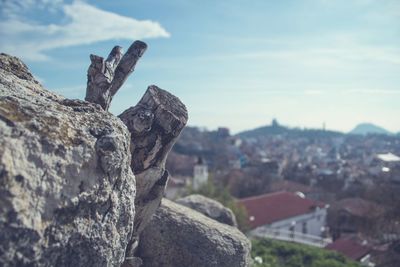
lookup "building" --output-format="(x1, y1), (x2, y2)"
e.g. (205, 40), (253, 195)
(217, 127), (230, 138)
(329, 197), (384, 239)
(368, 152), (400, 182)
(326, 237), (374, 266)
(192, 157), (208, 190)
(238, 191), (330, 247)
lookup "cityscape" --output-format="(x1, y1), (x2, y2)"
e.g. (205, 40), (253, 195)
(165, 119), (400, 266)
(1, 0), (399, 266)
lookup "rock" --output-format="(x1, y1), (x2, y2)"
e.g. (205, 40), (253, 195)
(0, 53), (136, 266)
(176, 194), (238, 227)
(138, 199), (251, 267)
(0, 51), (249, 267)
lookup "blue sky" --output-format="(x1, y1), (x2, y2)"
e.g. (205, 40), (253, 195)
(1, 0), (399, 133)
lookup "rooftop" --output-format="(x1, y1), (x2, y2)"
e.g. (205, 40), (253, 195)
(377, 152), (400, 162)
(237, 191), (326, 229)
(326, 237), (370, 261)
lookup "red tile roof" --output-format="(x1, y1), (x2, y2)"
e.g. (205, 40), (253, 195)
(237, 191), (326, 229)
(326, 238), (370, 261)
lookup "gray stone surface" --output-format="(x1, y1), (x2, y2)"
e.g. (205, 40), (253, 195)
(0, 52), (251, 267)
(138, 199), (251, 267)
(177, 194), (238, 227)
(0, 53), (136, 266)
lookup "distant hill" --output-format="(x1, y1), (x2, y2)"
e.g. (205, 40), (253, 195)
(350, 123), (392, 135)
(237, 120), (343, 139)
(237, 124), (288, 137)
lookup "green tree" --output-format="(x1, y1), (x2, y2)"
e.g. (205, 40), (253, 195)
(251, 238), (361, 267)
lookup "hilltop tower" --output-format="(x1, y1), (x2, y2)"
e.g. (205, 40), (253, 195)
(272, 118), (279, 128)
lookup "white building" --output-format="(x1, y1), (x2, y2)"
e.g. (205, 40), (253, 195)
(192, 157), (208, 190)
(238, 191), (331, 247)
(368, 152), (400, 182)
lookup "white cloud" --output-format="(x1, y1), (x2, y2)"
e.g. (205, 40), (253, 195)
(198, 33), (400, 72)
(208, 44), (400, 68)
(0, 0), (170, 61)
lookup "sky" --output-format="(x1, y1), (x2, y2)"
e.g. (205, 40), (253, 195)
(1, 0), (399, 134)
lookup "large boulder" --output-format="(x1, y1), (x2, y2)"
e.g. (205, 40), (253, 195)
(138, 199), (251, 267)
(0, 53), (136, 266)
(0, 51), (251, 267)
(176, 194), (238, 227)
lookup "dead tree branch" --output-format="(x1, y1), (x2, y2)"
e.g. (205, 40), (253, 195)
(85, 40), (188, 265)
(85, 41), (147, 110)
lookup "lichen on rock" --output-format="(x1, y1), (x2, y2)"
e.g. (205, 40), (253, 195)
(0, 46), (251, 267)
(176, 194), (238, 227)
(138, 199), (251, 267)
(0, 53), (136, 266)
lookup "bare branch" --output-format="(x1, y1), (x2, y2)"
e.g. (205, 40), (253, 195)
(110, 41), (147, 97)
(85, 41), (147, 110)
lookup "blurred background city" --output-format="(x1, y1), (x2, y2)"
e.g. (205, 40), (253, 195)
(1, 0), (399, 266)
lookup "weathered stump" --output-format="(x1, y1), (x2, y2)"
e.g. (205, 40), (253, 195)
(84, 41), (188, 265)
(119, 85), (188, 260)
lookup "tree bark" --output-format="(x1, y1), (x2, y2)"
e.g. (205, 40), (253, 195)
(119, 85), (188, 174)
(85, 41), (147, 111)
(85, 41), (188, 266)
(119, 85), (188, 263)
